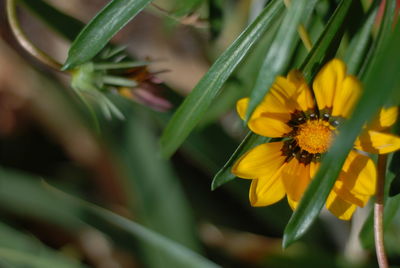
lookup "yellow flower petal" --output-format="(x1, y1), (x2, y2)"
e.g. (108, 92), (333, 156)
(339, 150), (376, 196)
(333, 182), (370, 207)
(249, 169), (286, 206)
(237, 97), (271, 120)
(236, 71), (313, 127)
(326, 191), (357, 220)
(287, 196), (298, 210)
(281, 158), (311, 201)
(332, 75), (362, 117)
(313, 59), (346, 110)
(236, 98), (249, 120)
(288, 69), (314, 111)
(331, 151), (375, 207)
(355, 130), (400, 154)
(368, 107), (398, 131)
(236, 97), (292, 123)
(232, 142), (285, 179)
(263, 77), (299, 115)
(248, 117), (292, 137)
(296, 84), (315, 111)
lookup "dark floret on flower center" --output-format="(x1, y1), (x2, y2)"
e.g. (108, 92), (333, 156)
(281, 108), (342, 165)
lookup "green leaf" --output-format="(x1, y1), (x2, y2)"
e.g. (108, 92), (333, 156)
(86, 204), (220, 268)
(0, 248), (82, 268)
(122, 109), (202, 252)
(245, 0), (319, 121)
(359, 0), (397, 78)
(63, 0), (153, 70)
(300, 0), (355, 83)
(211, 132), (269, 190)
(0, 169), (83, 230)
(0, 168), (220, 268)
(20, 0), (84, 41)
(344, 5), (378, 74)
(0, 222), (86, 268)
(283, 20), (400, 248)
(160, 0), (284, 158)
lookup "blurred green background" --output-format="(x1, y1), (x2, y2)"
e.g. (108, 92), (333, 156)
(0, 0), (399, 267)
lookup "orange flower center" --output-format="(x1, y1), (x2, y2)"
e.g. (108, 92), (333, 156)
(296, 120), (333, 154)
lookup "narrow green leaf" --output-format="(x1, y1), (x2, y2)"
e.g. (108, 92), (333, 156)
(160, 0), (284, 158)
(63, 0), (153, 69)
(94, 61), (149, 70)
(359, 0), (397, 78)
(0, 168), (220, 268)
(87, 205), (220, 268)
(211, 132), (269, 190)
(103, 75), (138, 87)
(122, 110), (202, 254)
(376, 0), (397, 52)
(0, 222), (86, 268)
(344, 6), (378, 74)
(0, 248), (81, 268)
(245, 0), (318, 121)
(0, 169), (83, 230)
(283, 22), (400, 248)
(300, 0), (355, 82)
(20, 0), (84, 41)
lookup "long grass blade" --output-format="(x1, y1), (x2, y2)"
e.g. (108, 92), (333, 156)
(63, 0), (152, 69)
(160, 0), (284, 158)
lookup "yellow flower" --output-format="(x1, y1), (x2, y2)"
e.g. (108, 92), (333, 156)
(232, 59), (400, 220)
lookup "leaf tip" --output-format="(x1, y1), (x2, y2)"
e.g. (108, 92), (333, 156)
(61, 61), (73, 71)
(210, 178), (219, 191)
(282, 233), (294, 249)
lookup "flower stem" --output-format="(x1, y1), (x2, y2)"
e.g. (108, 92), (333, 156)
(374, 154), (388, 268)
(6, 0), (62, 70)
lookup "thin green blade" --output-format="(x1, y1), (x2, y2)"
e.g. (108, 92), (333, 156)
(160, 0), (284, 158)
(63, 0), (152, 69)
(244, 0), (318, 121)
(0, 168), (220, 268)
(300, 0), (354, 82)
(344, 6), (378, 74)
(211, 132), (269, 190)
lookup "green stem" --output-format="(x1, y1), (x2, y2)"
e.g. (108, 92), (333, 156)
(6, 0), (62, 70)
(374, 154), (388, 268)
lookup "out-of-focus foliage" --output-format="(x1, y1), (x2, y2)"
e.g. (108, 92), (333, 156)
(0, 0), (400, 267)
